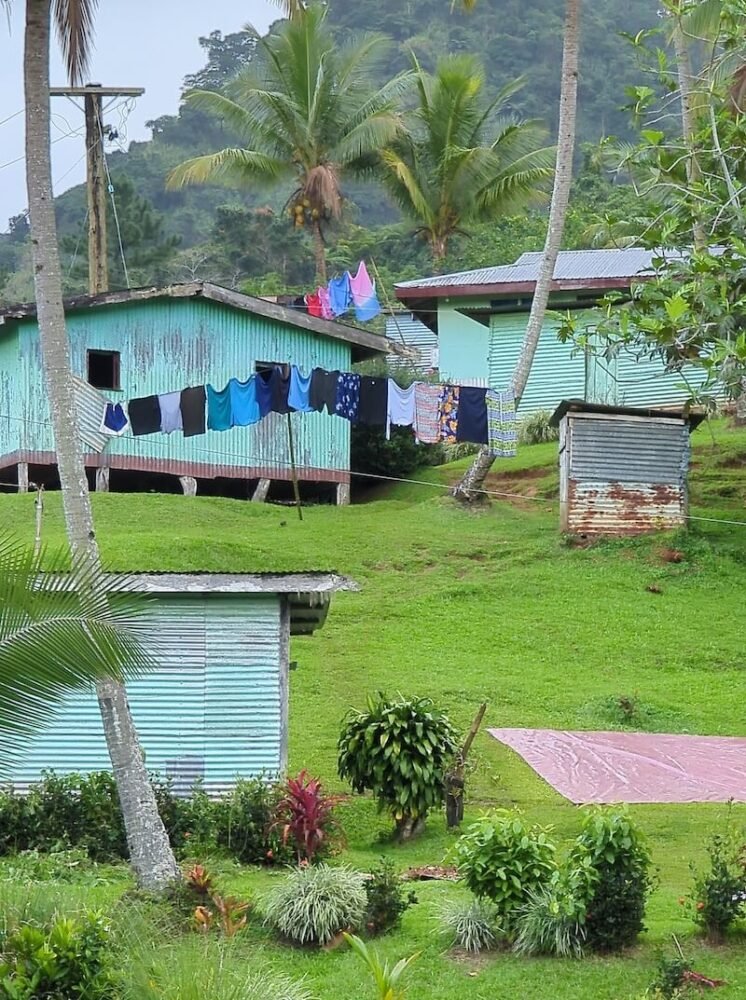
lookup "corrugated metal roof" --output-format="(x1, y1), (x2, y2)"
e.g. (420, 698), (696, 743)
(396, 249), (671, 290)
(396, 248), (730, 294)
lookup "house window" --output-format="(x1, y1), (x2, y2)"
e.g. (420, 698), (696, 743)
(87, 349), (120, 390)
(255, 361), (290, 376)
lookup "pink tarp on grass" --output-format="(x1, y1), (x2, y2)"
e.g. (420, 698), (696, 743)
(488, 728), (746, 804)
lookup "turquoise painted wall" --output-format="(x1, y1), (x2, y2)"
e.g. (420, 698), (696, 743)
(10, 594), (284, 795)
(0, 325), (20, 457)
(8, 297), (351, 478)
(436, 297), (708, 414)
(438, 304), (490, 384)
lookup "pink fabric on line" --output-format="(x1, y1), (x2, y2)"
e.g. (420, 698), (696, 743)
(349, 260), (374, 306)
(414, 383), (440, 444)
(318, 286), (333, 320)
(488, 728), (746, 804)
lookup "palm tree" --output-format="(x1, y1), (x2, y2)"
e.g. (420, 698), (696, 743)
(0, 535), (154, 775)
(378, 55), (555, 268)
(454, 0), (581, 501)
(20, 0), (179, 888)
(168, 5), (411, 285)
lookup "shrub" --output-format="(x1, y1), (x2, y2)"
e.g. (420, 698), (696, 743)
(264, 864), (367, 946)
(338, 694), (459, 840)
(450, 810), (557, 932)
(363, 858), (417, 936)
(0, 911), (112, 999)
(214, 776), (293, 866)
(273, 771), (340, 864)
(570, 806), (652, 952)
(518, 409), (558, 445)
(649, 956), (691, 999)
(439, 899), (501, 953)
(687, 824), (746, 942)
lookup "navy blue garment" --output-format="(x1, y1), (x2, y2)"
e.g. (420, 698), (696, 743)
(101, 402), (129, 435)
(456, 386), (488, 444)
(206, 382), (232, 431)
(270, 366), (291, 414)
(180, 386), (206, 437)
(128, 395), (161, 436)
(334, 373), (361, 421)
(309, 369), (340, 413)
(357, 376), (388, 426)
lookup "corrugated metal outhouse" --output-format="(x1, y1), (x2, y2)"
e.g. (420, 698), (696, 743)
(10, 572), (356, 796)
(551, 400), (705, 536)
(0, 282), (396, 503)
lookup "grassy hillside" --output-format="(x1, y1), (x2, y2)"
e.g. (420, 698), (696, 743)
(3, 420), (746, 997)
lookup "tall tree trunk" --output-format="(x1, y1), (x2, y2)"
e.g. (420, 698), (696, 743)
(312, 221), (327, 286)
(24, 0), (179, 890)
(454, 0), (581, 503)
(671, 8), (706, 249)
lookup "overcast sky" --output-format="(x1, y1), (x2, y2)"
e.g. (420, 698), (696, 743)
(0, 0), (276, 230)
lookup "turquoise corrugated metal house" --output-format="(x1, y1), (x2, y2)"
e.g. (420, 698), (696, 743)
(395, 249), (707, 414)
(10, 572), (356, 795)
(0, 283), (393, 503)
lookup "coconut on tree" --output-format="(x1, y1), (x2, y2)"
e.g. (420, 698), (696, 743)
(167, 5), (412, 285)
(378, 54), (555, 269)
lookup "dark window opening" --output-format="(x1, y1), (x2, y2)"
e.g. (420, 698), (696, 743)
(87, 349), (120, 390)
(255, 361), (289, 376)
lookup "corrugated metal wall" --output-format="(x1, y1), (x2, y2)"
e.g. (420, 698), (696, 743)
(561, 414), (689, 534)
(385, 314), (438, 370)
(10, 594), (284, 795)
(489, 313), (586, 412)
(14, 298), (351, 481)
(0, 327), (20, 459)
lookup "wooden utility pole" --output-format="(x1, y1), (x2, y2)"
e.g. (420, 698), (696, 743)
(49, 84), (144, 294)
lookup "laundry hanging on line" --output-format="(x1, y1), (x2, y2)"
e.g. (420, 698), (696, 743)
(102, 367), (516, 452)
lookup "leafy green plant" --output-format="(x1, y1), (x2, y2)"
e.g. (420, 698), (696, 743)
(338, 694), (459, 840)
(450, 810), (557, 932)
(439, 899), (501, 953)
(648, 956), (690, 999)
(687, 822), (746, 942)
(570, 806), (652, 952)
(343, 933), (419, 1000)
(513, 862), (596, 959)
(0, 911), (112, 1000)
(518, 409), (559, 445)
(363, 859), (417, 936)
(214, 776), (293, 866)
(264, 864), (367, 946)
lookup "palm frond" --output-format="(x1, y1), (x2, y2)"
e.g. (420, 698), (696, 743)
(52, 0), (98, 84)
(166, 149), (289, 190)
(379, 148), (435, 224)
(183, 90), (259, 144)
(0, 535), (155, 773)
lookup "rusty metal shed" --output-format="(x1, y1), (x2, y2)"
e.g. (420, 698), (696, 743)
(550, 400), (705, 536)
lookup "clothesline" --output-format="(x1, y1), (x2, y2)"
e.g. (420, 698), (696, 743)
(102, 365), (518, 456)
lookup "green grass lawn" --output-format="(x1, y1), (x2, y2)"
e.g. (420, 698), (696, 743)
(3, 419), (746, 998)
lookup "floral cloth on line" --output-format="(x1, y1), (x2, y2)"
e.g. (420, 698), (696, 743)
(438, 384), (460, 443)
(486, 388), (517, 457)
(334, 372), (361, 421)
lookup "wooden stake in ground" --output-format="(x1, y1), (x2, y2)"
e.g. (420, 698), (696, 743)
(445, 702), (487, 829)
(286, 412), (303, 521)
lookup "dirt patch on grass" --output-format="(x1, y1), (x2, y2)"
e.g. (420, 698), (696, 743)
(448, 947), (499, 973)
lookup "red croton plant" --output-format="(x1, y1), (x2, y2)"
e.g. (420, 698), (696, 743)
(275, 770), (341, 863)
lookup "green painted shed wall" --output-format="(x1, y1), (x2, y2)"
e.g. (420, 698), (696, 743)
(4, 297), (351, 481)
(10, 594), (286, 795)
(0, 326), (20, 457)
(435, 297), (707, 414)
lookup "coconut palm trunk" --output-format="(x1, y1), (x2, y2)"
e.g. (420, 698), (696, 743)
(670, 3), (706, 249)
(24, 0), (179, 890)
(454, 0), (581, 503)
(312, 221), (328, 286)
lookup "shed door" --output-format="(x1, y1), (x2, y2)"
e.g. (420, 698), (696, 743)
(203, 595), (282, 793)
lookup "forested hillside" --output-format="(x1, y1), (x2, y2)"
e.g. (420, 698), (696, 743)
(0, 0), (658, 304)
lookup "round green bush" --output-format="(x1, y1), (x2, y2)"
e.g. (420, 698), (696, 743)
(338, 694), (459, 839)
(450, 810), (557, 932)
(263, 864), (367, 946)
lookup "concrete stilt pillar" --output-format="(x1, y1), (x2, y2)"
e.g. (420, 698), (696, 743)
(252, 478), (271, 503)
(179, 475), (198, 497)
(17, 462), (28, 493)
(336, 481), (351, 506)
(95, 466), (110, 492)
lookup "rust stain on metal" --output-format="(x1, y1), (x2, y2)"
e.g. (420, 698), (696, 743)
(567, 479), (684, 536)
